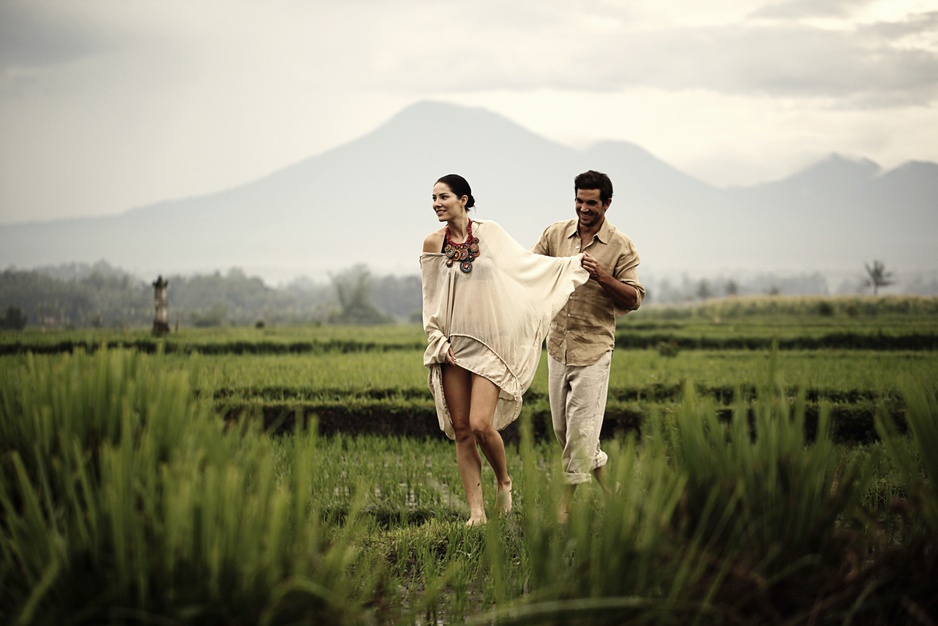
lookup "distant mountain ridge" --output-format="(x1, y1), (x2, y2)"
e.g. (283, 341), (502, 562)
(1, 101), (935, 284)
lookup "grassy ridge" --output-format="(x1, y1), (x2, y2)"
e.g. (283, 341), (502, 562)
(2, 295), (937, 356)
(4, 339), (936, 444)
(3, 330), (935, 355)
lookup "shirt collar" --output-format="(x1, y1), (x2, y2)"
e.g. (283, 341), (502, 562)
(566, 217), (614, 244)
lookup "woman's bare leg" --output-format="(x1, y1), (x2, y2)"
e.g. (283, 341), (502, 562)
(467, 374), (512, 516)
(442, 364), (486, 524)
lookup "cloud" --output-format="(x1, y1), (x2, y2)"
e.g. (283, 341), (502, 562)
(1, 0), (936, 223)
(375, 7), (938, 107)
(750, 0), (877, 19)
(861, 10), (938, 39)
(0, 2), (106, 69)
(5, 1), (935, 106)
(611, 22), (938, 105)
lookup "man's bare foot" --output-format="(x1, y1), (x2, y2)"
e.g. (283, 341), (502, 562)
(593, 466), (612, 497)
(558, 484), (575, 524)
(557, 506), (569, 524)
(496, 480), (513, 516)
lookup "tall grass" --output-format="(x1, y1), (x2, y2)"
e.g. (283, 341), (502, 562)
(658, 369), (876, 622)
(872, 377), (938, 621)
(0, 349), (383, 625)
(472, 358), (873, 624)
(2, 347), (935, 624)
(468, 354), (931, 625)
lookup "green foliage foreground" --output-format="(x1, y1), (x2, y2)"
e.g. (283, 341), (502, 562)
(1, 350), (936, 625)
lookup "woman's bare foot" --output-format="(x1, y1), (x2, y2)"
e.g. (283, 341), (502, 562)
(466, 514), (487, 526)
(496, 479), (513, 516)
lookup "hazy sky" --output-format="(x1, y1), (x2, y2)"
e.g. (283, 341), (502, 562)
(1, 0), (936, 224)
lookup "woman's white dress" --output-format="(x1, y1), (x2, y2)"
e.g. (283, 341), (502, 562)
(420, 220), (588, 439)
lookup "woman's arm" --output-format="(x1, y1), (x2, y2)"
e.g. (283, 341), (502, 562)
(420, 244), (452, 365)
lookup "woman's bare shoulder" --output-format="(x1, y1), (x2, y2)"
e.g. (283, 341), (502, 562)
(423, 228), (445, 253)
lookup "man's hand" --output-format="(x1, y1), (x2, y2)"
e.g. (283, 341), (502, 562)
(581, 252), (638, 310)
(581, 253), (608, 281)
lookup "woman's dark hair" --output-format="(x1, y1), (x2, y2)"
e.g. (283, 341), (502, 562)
(574, 170), (613, 205)
(436, 174), (475, 209)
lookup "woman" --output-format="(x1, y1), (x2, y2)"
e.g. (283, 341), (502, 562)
(421, 174), (588, 525)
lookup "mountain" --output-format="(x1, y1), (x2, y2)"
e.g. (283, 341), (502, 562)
(1, 101), (936, 284)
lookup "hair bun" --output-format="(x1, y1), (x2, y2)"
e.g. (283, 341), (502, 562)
(436, 174), (476, 210)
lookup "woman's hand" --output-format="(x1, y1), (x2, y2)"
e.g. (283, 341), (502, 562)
(445, 346), (457, 365)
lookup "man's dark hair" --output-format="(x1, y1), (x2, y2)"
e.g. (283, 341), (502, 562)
(574, 170), (613, 205)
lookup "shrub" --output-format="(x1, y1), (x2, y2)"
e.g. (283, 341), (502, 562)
(0, 305), (27, 330)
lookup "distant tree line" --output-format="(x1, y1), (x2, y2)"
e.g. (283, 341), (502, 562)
(1, 259), (931, 330)
(645, 260), (933, 304)
(0, 262), (422, 329)
(646, 271), (834, 304)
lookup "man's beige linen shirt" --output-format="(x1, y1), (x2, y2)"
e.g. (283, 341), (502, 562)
(532, 218), (645, 366)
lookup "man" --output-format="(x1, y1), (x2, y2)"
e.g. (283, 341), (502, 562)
(532, 170), (645, 522)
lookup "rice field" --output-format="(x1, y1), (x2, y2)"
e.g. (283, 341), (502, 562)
(1, 297), (937, 624)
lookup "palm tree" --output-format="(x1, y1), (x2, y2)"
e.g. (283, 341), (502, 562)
(864, 260), (895, 295)
(329, 264), (392, 324)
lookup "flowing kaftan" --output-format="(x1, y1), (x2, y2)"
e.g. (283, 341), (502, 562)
(420, 220), (589, 439)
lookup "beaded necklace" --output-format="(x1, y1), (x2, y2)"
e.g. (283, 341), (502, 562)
(443, 219), (481, 273)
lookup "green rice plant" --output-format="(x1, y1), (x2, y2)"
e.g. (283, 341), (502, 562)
(640, 295), (938, 320)
(876, 378), (938, 532)
(531, 350), (938, 398)
(300, 432), (529, 622)
(472, 353), (886, 624)
(0, 324), (429, 357)
(370, 519), (487, 623)
(0, 348), (198, 501)
(661, 355), (877, 623)
(0, 349), (385, 625)
(192, 351), (428, 392)
(466, 415), (707, 626)
(4, 334), (935, 624)
(871, 377), (938, 621)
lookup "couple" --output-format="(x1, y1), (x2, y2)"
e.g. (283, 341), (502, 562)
(420, 171), (645, 525)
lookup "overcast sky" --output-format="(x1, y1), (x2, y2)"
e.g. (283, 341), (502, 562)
(1, 0), (936, 224)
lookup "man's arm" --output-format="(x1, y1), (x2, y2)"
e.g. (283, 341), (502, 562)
(581, 252), (640, 310)
(530, 230), (550, 255)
